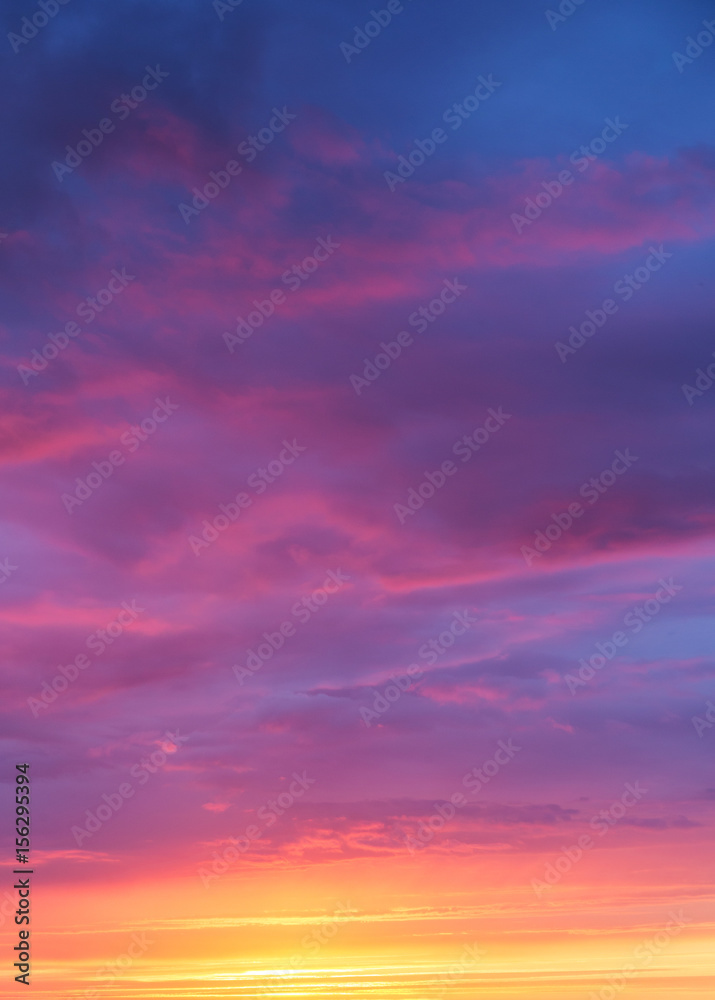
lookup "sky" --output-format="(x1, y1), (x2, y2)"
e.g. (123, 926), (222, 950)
(1, 0), (715, 997)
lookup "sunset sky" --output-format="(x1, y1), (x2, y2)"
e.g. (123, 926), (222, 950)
(1, 0), (714, 997)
